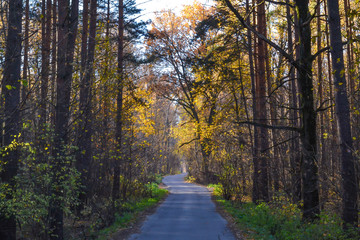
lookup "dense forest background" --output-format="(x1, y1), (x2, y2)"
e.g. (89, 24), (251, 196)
(0, 0), (359, 239)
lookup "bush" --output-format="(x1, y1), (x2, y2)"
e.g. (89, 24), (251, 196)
(0, 142), (81, 239)
(212, 191), (357, 240)
(185, 175), (197, 183)
(208, 183), (224, 196)
(96, 183), (168, 240)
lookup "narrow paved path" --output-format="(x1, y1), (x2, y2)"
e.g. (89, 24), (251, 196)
(128, 173), (236, 240)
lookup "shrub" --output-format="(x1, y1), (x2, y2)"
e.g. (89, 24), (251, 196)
(0, 142), (81, 239)
(96, 183), (168, 240)
(212, 191), (357, 240)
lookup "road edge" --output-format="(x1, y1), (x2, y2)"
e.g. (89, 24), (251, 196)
(109, 186), (169, 240)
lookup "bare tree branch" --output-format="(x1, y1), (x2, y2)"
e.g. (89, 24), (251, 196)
(179, 137), (200, 148)
(235, 120), (301, 132)
(265, 0), (294, 7)
(261, 136), (299, 153)
(311, 41), (348, 61)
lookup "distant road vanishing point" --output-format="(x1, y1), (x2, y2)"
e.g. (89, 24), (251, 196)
(128, 173), (236, 240)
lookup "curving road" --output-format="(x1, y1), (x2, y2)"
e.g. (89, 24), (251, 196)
(128, 173), (236, 240)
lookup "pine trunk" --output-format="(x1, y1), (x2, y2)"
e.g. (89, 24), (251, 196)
(50, 0), (57, 124)
(316, 2), (327, 208)
(0, 0), (22, 239)
(253, 0), (269, 203)
(327, 0), (358, 228)
(112, 0), (124, 203)
(288, 2), (301, 203)
(50, 0), (79, 238)
(22, 0), (29, 103)
(76, 0), (96, 211)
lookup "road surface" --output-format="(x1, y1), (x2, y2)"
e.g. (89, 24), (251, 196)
(128, 173), (236, 240)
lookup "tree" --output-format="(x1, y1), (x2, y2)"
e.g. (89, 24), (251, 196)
(294, 0), (320, 221)
(76, 0), (97, 212)
(223, 0), (320, 220)
(327, 0), (358, 228)
(0, 0), (22, 239)
(39, 0), (52, 135)
(287, 0), (301, 204)
(22, 0), (30, 103)
(112, 0), (124, 204)
(253, 0), (269, 203)
(50, 0), (79, 238)
(316, 0), (328, 207)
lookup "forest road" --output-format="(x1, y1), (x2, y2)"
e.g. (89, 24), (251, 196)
(128, 173), (236, 240)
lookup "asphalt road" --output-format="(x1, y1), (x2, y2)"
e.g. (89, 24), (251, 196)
(128, 173), (236, 240)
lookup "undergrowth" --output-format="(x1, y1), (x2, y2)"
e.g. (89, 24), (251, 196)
(209, 184), (358, 240)
(95, 182), (168, 240)
(185, 175), (196, 183)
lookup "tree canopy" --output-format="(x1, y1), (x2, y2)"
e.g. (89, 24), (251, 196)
(0, 0), (359, 239)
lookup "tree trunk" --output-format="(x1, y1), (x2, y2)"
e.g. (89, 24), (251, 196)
(344, 0), (359, 192)
(49, 0), (57, 125)
(112, 0), (124, 203)
(289, 2), (302, 204)
(268, 56), (282, 193)
(22, 0), (29, 104)
(316, 1), (327, 209)
(0, 0), (22, 239)
(245, 0), (259, 203)
(327, 0), (358, 228)
(76, 0), (96, 212)
(50, 0), (57, 124)
(323, 0), (338, 178)
(294, 0), (320, 221)
(100, 0), (111, 185)
(40, 0), (51, 126)
(253, 0), (269, 203)
(343, 0), (354, 98)
(80, 0), (89, 75)
(38, 0), (52, 161)
(50, 0), (79, 238)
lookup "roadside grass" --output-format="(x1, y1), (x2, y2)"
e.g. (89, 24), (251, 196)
(209, 184), (358, 240)
(95, 182), (168, 240)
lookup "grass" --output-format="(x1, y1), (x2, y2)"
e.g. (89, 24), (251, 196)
(209, 184), (358, 240)
(95, 183), (168, 240)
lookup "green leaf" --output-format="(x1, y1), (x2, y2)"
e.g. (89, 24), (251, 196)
(21, 79), (28, 87)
